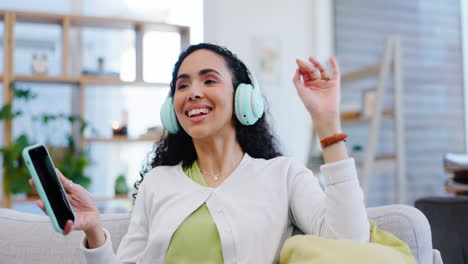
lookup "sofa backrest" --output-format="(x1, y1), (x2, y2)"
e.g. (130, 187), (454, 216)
(0, 205), (432, 264)
(0, 208), (130, 264)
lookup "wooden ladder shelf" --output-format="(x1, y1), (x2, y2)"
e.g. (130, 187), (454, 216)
(310, 35), (406, 204)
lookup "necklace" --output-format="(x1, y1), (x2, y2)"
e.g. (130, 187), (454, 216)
(200, 167), (236, 181)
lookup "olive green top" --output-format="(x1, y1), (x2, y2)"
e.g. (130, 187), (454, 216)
(164, 161), (224, 263)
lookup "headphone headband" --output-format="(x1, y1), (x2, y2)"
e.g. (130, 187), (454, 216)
(245, 64), (260, 91)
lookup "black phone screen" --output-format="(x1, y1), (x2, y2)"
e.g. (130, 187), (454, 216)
(29, 146), (75, 229)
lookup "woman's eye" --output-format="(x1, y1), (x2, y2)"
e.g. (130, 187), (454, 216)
(178, 84), (188, 89)
(205, 80), (216, 85)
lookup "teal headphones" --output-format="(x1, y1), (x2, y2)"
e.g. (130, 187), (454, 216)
(160, 67), (264, 134)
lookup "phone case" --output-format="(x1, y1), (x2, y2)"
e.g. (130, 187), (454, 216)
(22, 144), (76, 233)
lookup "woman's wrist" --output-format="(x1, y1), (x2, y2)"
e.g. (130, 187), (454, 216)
(313, 115), (342, 139)
(84, 225), (106, 249)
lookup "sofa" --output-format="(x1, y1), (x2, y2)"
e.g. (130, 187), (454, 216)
(0, 204), (442, 264)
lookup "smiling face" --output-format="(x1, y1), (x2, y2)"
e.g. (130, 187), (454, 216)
(173, 49), (236, 139)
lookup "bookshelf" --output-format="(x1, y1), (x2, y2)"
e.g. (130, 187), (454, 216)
(0, 10), (190, 208)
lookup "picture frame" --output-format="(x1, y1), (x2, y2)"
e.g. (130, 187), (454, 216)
(251, 37), (281, 85)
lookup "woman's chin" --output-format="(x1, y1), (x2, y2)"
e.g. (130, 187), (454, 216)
(184, 126), (215, 139)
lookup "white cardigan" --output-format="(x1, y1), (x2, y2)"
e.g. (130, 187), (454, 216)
(80, 154), (370, 264)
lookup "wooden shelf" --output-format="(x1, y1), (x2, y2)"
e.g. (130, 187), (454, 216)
(14, 11), (64, 25)
(69, 15), (185, 30)
(341, 64), (394, 83)
(69, 15), (142, 29)
(341, 109), (394, 123)
(81, 76), (168, 87)
(85, 136), (161, 143)
(12, 75), (169, 87)
(14, 74), (80, 84)
(8, 10), (186, 31)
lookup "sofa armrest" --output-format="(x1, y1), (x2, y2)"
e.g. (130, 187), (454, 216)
(367, 205), (434, 264)
(433, 249), (443, 264)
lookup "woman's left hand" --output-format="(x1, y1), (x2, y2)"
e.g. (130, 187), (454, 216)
(293, 56), (342, 138)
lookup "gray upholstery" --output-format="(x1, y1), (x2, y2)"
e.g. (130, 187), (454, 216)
(415, 196), (468, 264)
(0, 205), (442, 264)
(367, 205), (435, 264)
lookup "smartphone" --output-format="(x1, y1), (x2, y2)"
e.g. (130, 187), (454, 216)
(22, 144), (75, 233)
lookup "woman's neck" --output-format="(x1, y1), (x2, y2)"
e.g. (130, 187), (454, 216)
(193, 131), (244, 177)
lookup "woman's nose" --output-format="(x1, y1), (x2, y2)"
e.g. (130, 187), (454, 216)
(187, 85), (203, 101)
(188, 94), (201, 101)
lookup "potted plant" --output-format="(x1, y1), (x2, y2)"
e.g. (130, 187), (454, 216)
(115, 174), (129, 196)
(0, 83), (92, 198)
(0, 84), (36, 196)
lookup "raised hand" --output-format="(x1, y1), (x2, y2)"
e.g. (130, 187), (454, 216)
(293, 56), (342, 138)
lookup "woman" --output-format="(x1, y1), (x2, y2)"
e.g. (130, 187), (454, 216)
(29, 43), (369, 263)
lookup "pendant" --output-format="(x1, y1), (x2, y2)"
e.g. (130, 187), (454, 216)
(213, 175), (219, 181)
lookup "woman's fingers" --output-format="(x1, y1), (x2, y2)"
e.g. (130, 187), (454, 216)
(293, 69), (303, 89)
(296, 59), (318, 79)
(62, 220), (74, 236)
(56, 168), (68, 185)
(28, 179), (36, 190)
(308, 57), (330, 80)
(55, 168), (73, 193)
(329, 56), (340, 80)
(36, 200), (47, 215)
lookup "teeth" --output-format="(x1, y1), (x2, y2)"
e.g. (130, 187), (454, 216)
(188, 108), (210, 117)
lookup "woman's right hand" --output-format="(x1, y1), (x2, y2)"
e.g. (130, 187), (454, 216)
(28, 168), (102, 236)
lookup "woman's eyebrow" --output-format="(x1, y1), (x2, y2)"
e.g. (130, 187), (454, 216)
(176, 68), (222, 81)
(176, 73), (190, 81)
(199, 68), (222, 77)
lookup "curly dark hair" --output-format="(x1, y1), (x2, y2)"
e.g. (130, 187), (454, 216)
(132, 43), (282, 200)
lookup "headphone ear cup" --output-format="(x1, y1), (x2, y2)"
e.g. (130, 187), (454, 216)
(160, 97), (180, 134)
(251, 86), (264, 119)
(235, 83), (257, 125)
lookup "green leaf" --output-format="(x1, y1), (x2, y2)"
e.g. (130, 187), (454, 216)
(13, 87), (38, 101)
(42, 114), (50, 124)
(80, 120), (88, 135)
(68, 115), (77, 123)
(0, 104), (19, 120)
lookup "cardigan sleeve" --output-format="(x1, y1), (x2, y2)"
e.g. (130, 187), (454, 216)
(288, 157), (370, 242)
(80, 176), (151, 264)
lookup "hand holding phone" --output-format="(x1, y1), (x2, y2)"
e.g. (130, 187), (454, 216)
(23, 144), (101, 235)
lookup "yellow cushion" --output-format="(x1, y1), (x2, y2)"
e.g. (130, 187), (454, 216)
(280, 221), (416, 264)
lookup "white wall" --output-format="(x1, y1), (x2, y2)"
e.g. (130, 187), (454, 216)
(461, 0), (468, 152)
(204, 0), (333, 162)
(0, 0), (71, 13)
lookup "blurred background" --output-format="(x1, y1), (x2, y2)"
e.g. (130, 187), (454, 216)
(0, 0), (465, 214)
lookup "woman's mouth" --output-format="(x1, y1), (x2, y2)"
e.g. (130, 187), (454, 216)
(185, 107), (212, 122)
